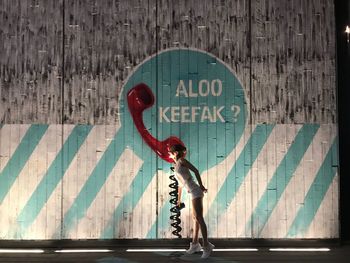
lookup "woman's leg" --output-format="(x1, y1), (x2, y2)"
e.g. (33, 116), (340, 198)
(192, 212), (200, 244)
(192, 197), (208, 247)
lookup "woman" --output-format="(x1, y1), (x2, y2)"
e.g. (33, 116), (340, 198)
(168, 144), (215, 259)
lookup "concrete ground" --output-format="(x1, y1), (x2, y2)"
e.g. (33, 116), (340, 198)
(0, 239), (348, 263)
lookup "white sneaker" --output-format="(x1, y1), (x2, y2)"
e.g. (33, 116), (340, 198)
(201, 242), (215, 259)
(186, 242), (202, 254)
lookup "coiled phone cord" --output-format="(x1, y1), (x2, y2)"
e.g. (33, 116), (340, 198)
(169, 167), (182, 238)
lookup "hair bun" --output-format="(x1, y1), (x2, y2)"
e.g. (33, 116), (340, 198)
(169, 144), (186, 152)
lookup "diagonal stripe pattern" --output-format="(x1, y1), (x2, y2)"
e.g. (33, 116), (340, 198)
(218, 124), (299, 238)
(244, 124), (320, 237)
(0, 124), (339, 240)
(145, 124), (256, 239)
(101, 163), (156, 239)
(0, 125), (48, 203)
(206, 124), (275, 236)
(13, 125), (92, 237)
(59, 129), (125, 237)
(286, 138), (338, 237)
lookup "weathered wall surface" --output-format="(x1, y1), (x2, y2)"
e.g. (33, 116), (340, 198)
(0, 0), (338, 240)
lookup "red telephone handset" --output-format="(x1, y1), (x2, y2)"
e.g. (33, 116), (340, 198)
(127, 83), (185, 163)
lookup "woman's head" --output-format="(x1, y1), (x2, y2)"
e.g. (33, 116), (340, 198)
(168, 144), (187, 161)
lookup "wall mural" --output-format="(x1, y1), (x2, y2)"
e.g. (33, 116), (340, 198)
(0, 0), (338, 240)
(123, 49), (246, 167)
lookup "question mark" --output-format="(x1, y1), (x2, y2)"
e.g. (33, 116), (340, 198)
(231, 105), (240, 122)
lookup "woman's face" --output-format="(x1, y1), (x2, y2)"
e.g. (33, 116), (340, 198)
(168, 151), (177, 162)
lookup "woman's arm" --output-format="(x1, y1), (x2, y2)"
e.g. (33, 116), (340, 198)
(177, 186), (182, 206)
(181, 158), (207, 192)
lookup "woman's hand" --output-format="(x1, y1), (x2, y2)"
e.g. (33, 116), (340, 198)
(200, 184), (208, 193)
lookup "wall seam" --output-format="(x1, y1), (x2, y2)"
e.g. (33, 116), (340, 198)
(60, 0), (66, 239)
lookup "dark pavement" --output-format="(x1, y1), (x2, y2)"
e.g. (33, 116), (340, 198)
(0, 240), (349, 262)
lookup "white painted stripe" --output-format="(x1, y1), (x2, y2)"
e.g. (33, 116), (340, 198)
(202, 124), (256, 230)
(221, 125), (300, 238)
(142, 170), (181, 239)
(20, 125), (77, 239)
(131, 170), (157, 239)
(75, 147), (143, 239)
(304, 173), (339, 238)
(25, 125), (120, 239)
(0, 124), (30, 172)
(260, 124), (336, 238)
(0, 125), (73, 239)
(204, 124), (256, 211)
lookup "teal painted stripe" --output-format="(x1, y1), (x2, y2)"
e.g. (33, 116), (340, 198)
(286, 139), (338, 238)
(58, 129), (125, 238)
(14, 125), (92, 235)
(146, 203), (167, 239)
(0, 124), (48, 203)
(100, 163), (155, 239)
(206, 124), (274, 235)
(244, 124), (320, 237)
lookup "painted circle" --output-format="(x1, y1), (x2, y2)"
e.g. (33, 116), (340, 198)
(120, 48), (247, 171)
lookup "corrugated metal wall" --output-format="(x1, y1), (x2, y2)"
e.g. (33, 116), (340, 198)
(0, 0), (338, 240)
